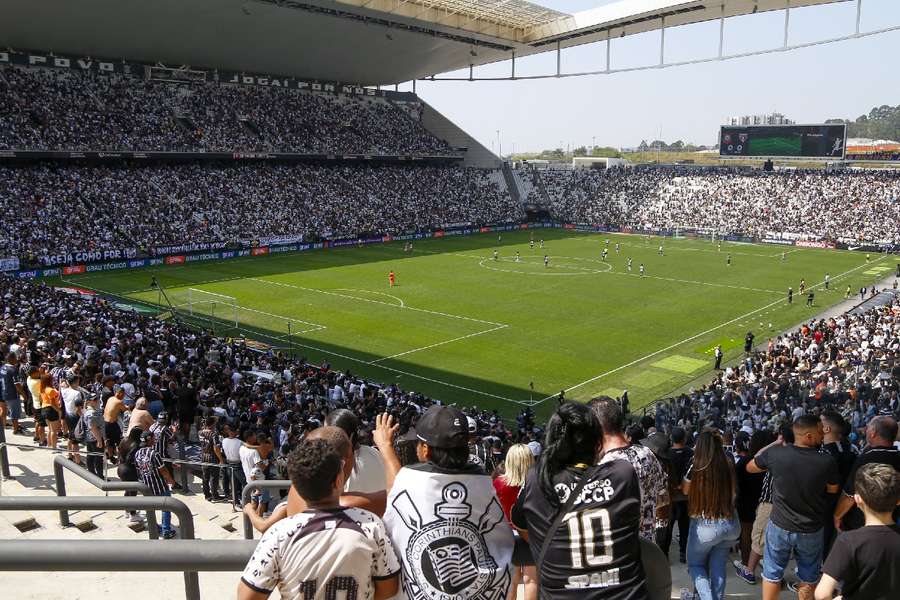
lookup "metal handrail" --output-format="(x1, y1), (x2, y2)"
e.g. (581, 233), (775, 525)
(53, 454), (152, 527)
(240, 479), (292, 539)
(0, 495), (200, 599)
(0, 538), (258, 571)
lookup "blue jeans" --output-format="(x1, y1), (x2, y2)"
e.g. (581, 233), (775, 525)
(159, 489), (172, 534)
(762, 522), (823, 584)
(687, 514), (741, 600)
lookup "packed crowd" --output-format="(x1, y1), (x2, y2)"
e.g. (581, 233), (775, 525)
(0, 66), (451, 155)
(539, 167), (900, 244)
(2, 268), (898, 599)
(0, 163), (519, 264)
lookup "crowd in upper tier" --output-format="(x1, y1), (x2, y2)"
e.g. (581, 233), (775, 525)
(541, 167), (900, 245)
(0, 66), (451, 155)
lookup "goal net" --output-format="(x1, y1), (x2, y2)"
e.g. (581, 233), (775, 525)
(166, 287), (325, 343)
(171, 288), (239, 330)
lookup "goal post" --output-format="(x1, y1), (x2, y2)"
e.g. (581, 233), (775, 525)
(172, 288), (239, 330)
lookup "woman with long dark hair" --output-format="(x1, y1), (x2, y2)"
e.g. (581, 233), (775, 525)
(511, 402), (649, 600)
(118, 427), (145, 524)
(682, 430), (741, 600)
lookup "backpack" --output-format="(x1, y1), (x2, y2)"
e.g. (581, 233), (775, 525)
(73, 413), (86, 442)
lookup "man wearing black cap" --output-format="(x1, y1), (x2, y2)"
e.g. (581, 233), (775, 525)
(376, 406), (514, 600)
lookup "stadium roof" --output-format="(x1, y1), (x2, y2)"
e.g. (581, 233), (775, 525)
(0, 0), (848, 86)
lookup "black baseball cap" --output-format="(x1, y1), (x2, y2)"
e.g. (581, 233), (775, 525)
(416, 405), (468, 449)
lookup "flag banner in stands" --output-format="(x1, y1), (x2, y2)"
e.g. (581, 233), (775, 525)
(762, 238), (796, 246)
(153, 242), (229, 255)
(384, 464), (513, 600)
(0, 49), (416, 101)
(0, 257), (19, 272)
(215, 70), (414, 101)
(39, 247), (138, 267)
(0, 50), (141, 76)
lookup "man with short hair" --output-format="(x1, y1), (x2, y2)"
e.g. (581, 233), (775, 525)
(238, 439), (400, 600)
(833, 416), (900, 531)
(665, 426), (693, 563)
(748, 415), (841, 600)
(103, 386), (127, 462)
(816, 463), (900, 600)
(590, 396), (670, 542)
(376, 407), (514, 600)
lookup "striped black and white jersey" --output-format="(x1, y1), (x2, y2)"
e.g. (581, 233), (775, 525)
(241, 507), (400, 599)
(134, 447), (169, 496)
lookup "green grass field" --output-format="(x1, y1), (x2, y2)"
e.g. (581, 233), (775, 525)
(48, 230), (893, 418)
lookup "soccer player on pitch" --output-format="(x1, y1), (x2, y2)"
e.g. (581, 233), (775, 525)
(639, 263), (645, 277)
(544, 255), (549, 268)
(388, 271), (395, 287)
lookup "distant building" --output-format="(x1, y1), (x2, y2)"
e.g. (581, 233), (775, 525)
(727, 113), (795, 126)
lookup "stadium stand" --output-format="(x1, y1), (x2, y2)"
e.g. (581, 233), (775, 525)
(0, 162), (519, 266)
(0, 66), (452, 155)
(540, 166), (900, 245)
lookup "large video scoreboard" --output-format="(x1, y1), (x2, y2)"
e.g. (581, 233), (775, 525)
(719, 124), (847, 159)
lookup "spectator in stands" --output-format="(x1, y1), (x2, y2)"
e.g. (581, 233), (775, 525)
(237, 438), (400, 600)
(733, 430), (770, 578)
(748, 415), (841, 600)
(79, 393), (105, 479)
(682, 430), (741, 600)
(134, 428), (177, 538)
(0, 351), (23, 434)
(815, 463), (900, 600)
(492, 443), (536, 600)
(590, 396), (670, 541)
(39, 372), (61, 449)
(117, 426), (145, 524)
(325, 408), (386, 494)
(511, 402), (650, 600)
(198, 417), (224, 501)
(834, 416), (900, 531)
(663, 426), (693, 563)
(378, 406), (514, 600)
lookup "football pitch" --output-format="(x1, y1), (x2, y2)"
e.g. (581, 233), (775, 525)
(50, 230), (892, 417)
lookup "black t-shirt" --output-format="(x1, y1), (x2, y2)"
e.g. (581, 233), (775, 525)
(822, 524), (900, 600)
(670, 446), (693, 502)
(754, 444), (839, 533)
(511, 461), (648, 600)
(841, 447), (900, 530)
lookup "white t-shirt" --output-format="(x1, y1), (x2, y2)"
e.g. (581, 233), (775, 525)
(241, 507), (399, 599)
(344, 445), (387, 494)
(221, 437), (243, 462)
(239, 444), (263, 479)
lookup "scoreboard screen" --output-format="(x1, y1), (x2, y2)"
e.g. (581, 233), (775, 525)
(719, 124), (846, 159)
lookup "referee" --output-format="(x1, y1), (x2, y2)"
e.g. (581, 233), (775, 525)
(135, 429), (177, 538)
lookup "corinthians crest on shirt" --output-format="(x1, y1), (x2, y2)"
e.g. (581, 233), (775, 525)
(385, 465), (513, 600)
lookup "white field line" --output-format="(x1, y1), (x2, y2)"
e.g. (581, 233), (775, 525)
(610, 271), (782, 294)
(249, 277), (507, 327)
(535, 256), (888, 404)
(64, 276), (521, 403)
(372, 324), (509, 363)
(334, 288), (406, 308)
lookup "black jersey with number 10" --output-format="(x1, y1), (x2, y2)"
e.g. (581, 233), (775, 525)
(511, 459), (648, 600)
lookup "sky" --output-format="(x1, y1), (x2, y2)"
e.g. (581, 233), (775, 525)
(407, 0), (900, 153)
